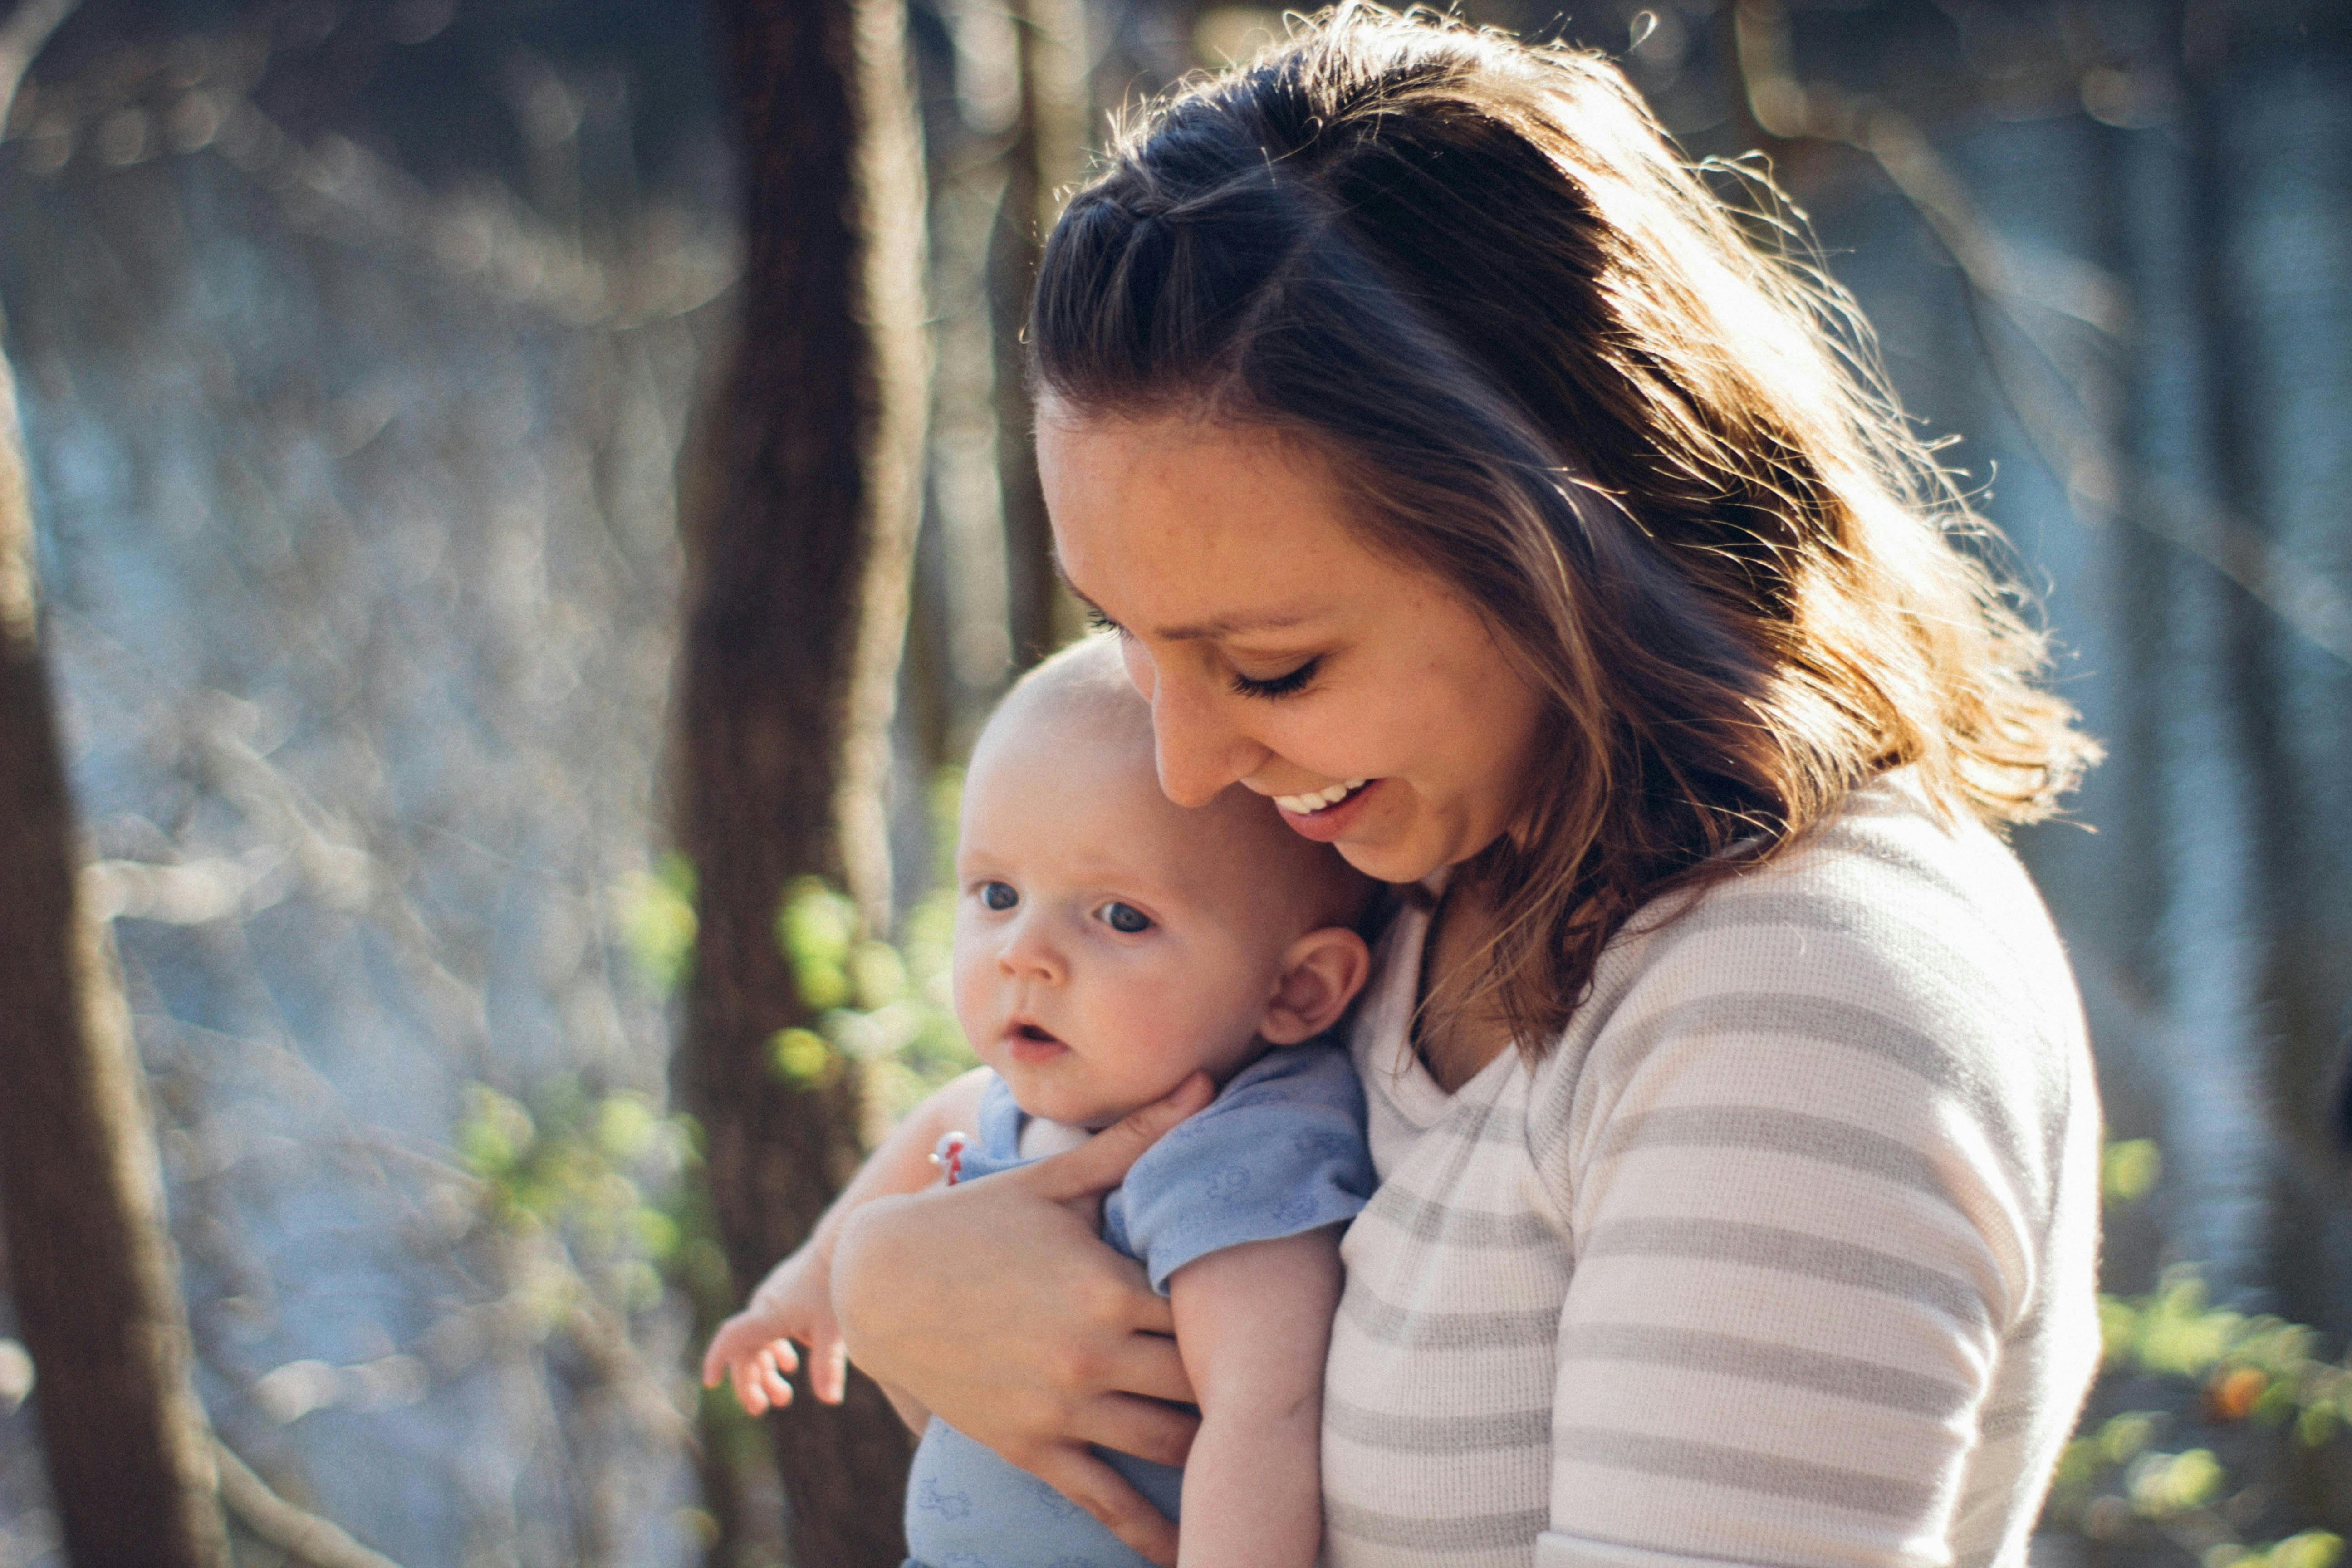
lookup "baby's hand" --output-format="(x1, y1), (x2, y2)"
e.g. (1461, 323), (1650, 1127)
(700, 1246), (846, 1416)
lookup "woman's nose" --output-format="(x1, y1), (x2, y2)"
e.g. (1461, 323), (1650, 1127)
(1148, 666), (1269, 809)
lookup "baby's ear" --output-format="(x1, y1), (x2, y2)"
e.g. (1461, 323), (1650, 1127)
(1260, 927), (1373, 1045)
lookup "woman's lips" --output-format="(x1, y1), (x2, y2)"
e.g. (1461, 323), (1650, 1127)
(1275, 777), (1381, 842)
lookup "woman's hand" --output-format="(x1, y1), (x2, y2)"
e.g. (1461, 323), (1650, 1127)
(832, 1073), (1215, 1568)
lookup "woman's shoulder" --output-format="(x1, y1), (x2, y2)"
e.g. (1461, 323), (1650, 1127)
(1611, 769), (2077, 1025)
(1527, 770), (2092, 1215)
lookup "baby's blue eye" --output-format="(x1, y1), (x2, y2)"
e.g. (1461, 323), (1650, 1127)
(980, 882), (1018, 911)
(1098, 902), (1152, 934)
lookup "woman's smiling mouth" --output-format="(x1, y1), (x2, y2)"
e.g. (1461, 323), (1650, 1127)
(1270, 778), (1382, 843)
(1272, 779), (1369, 815)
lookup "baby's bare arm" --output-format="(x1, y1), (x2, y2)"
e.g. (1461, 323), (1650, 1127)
(701, 1066), (991, 1415)
(1166, 1226), (1344, 1568)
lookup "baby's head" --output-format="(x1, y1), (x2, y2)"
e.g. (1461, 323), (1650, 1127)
(953, 637), (1377, 1128)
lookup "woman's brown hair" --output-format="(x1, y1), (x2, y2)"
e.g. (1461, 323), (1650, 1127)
(1030, 4), (2098, 1049)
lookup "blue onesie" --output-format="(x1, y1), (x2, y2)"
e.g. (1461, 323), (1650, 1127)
(901, 1041), (1375, 1568)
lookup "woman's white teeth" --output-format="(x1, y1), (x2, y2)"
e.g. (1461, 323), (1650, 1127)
(1276, 779), (1368, 814)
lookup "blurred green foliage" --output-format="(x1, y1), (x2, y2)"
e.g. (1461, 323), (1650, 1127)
(453, 1078), (698, 1321)
(765, 875), (974, 1116)
(2043, 1145), (2351, 1565)
(618, 851), (700, 1000)
(475, 775), (979, 1333)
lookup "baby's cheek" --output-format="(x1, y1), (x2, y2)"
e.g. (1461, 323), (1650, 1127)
(946, 943), (995, 1048)
(1110, 950), (1265, 1064)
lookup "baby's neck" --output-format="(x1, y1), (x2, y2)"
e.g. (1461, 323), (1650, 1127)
(1014, 1115), (1095, 1159)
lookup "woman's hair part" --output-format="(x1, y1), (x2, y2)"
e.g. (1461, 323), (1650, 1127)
(1030, 3), (2099, 1049)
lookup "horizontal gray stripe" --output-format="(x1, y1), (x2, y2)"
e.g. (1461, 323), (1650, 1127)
(1559, 1323), (1970, 1418)
(1597, 1106), (1953, 1204)
(1533, 989), (2032, 1184)
(1978, 1399), (2036, 1441)
(1325, 1498), (1551, 1553)
(1340, 1283), (1557, 1350)
(1362, 1184), (1561, 1249)
(1583, 1217), (1990, 1329)
(1325, 1396), (1550, 1453)
(1554, 1426), (1936, 1519)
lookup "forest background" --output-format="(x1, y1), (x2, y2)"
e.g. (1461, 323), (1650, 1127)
(0, 0), (2347, 1565)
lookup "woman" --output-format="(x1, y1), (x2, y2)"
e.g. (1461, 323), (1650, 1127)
(831, 9), (2103, 1565)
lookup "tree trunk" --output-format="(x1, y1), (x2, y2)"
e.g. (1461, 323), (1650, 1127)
(678, 0), (929, 1561)
(994, 0), (1091, 671)
(0, 284), (230, 1568)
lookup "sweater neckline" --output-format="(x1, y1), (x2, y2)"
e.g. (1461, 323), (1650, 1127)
(1358, 876), (1518, 1128)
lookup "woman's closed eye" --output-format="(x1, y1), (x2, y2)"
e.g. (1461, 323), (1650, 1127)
(1230, 657), (1320, 700)
(1094, 901), (1153, 934)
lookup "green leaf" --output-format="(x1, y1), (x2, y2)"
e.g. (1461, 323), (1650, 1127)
(769, 1027), (835, 1088)
(2102, 1139), (2162, 1205)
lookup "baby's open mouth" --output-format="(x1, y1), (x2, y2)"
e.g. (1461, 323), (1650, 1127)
(1274, 779), (1369, 815)
(1004, 1020), (1068, 1063)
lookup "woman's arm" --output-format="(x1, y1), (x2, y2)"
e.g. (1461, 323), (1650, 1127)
(701, 1066), (991, 1414)
(832, 1073), (1215, 1568)
(1166, 1226), (1344, 1568)
(1523, 853), (2095, 1564)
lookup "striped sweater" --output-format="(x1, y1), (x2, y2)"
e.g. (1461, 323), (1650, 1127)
(1321, 774), (2101, 1568)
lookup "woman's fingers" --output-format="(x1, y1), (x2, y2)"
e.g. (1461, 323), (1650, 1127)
(1104, 1329), (1193, 1406)
(1073, 1392), (1199, 1469)
(1025, 1073), (1214, 1204)
(1026, 1446), (1181, 1568)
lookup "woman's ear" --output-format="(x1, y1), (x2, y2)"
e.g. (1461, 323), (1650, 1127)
(1260, 927), (1373, 1045)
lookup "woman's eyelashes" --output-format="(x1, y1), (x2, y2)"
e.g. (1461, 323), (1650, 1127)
(1230, 657), (1319, 700)
(1094, 901), (1153, 934)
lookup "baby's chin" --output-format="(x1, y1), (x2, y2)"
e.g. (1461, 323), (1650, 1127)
(1010, 1080), (1189, 1133)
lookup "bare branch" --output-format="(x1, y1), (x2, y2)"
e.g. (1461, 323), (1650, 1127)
(1730, 0), (2352, 668)
(213, 1440), (408, 1568)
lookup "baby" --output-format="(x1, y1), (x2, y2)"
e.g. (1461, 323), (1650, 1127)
(702, 636), (1378, 1568)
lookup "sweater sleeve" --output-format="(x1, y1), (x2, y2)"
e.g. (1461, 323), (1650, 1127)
(1524, 827), (2086, 1568)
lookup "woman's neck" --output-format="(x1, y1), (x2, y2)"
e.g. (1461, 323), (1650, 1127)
(1414, 876), (1516, 1093)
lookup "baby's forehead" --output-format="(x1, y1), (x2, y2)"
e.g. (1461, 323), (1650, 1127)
(967, 691), (1333, 907)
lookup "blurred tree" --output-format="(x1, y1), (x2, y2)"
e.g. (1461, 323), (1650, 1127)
(0, 2), (232, 1561)
(675, 0), (929, 1561)
(993, 0), (1091, 671)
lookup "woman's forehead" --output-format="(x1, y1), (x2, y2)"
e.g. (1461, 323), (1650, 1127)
(1039, 414), (1377, 619)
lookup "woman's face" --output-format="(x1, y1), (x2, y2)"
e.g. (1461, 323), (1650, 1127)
(1039, 407), (1548, 886)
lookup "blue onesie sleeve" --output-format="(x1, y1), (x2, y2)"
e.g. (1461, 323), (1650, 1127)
(902, 1043), (1372, 1568)
(1102, 1042), (1375, 1293)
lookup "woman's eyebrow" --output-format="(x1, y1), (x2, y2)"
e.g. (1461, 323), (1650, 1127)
(1056, 572), (1318, 641)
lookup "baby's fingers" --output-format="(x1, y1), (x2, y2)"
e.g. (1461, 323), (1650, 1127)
(701, 1314), (760, 1388)
(808, 1330), (849, 1406)
(727, 1352), (769, 1416)
(757, 1341), (799, 1411)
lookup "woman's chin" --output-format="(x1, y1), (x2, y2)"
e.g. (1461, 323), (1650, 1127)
(1333, 833), (1445, 887)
